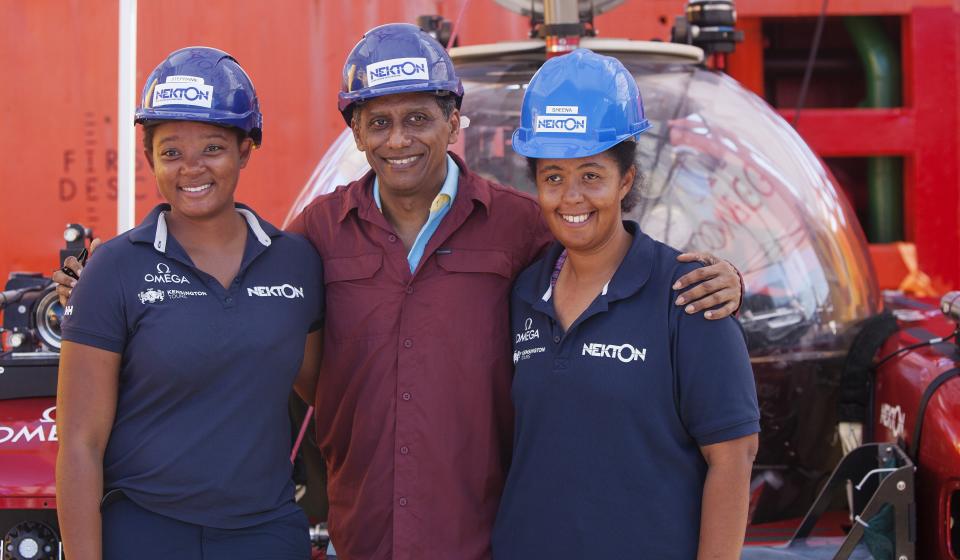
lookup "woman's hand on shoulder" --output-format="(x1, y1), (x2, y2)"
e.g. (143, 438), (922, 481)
(673, 252), (743, 320)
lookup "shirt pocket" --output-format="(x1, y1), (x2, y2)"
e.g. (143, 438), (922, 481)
(322, 253), (391, 340)
(436, 249), (512, 278)
(323, 253), (383, 283)
(433, 250), (514, 341)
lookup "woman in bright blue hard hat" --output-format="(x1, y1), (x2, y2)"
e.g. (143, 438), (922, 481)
(492, 49), (760, 559)
(56, 47), (323, 560)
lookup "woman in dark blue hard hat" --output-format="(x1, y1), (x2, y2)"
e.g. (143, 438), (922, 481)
(56, 47), (323, 560)
(492, 49), (760, 559)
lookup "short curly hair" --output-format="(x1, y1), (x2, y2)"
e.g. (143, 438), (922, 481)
(525, 140), (640, 212)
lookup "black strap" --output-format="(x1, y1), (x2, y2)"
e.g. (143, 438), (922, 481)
(841, 312), (899, 423)
(909, 367), (960, 461)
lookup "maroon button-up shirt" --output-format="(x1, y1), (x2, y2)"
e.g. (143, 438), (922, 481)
(287, 154), (552, 560)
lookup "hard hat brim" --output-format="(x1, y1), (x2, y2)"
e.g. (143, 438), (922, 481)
(511, 121), (651, 159)
(135, 108), (263, 147)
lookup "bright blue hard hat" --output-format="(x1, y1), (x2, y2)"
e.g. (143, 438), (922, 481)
(338, 23), (464, 125)
(512, 48), (651, 159)
(136, 46), (263, 146)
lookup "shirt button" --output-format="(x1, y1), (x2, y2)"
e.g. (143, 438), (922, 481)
(399, 497), (408, 506)
(553, 335), (561, 343)
(405, 286), (414, 295)
(225, 297), (233, 304)
(400, 446), (409, 455)
(401, 392), (411, 401)
(233, 278), (240, 284)
(403, 338), (413, 348)
(388, 235), (397, 243)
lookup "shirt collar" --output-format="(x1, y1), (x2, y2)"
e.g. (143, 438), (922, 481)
(517, 221), (655, 308)
(337, 151), (491, 223)
(128, 203), (280, 254)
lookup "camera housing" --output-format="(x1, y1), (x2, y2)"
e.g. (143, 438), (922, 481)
(2, 275), (62, 353)
(1, 223), (89, 355)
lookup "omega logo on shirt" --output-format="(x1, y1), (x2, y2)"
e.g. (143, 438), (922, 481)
(515, 317), (540, 343)
(143, 262), (191, 284)
(514, 317), (547, 364)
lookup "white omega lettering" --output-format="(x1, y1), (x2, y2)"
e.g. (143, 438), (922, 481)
(515, 329), (540, 344)
(0, 407), (59, 445)
(516, 317), (540, 344)
(13, 425), (44, 443)
(143, 264), (191, 284)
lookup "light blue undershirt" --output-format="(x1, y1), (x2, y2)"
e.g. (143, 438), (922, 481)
(374, 154), (459, 273)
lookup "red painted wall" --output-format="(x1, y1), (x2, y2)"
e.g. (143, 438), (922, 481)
(2, 0), (959, 288)
(0, 0), (528, 282)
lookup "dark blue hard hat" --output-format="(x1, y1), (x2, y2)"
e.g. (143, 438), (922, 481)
(513, 48), (651, 159)
(136, 46), (263, 146)
(338, 23), (464, 125)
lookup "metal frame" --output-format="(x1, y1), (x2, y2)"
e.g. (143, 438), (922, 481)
(728, 2), (960, 288)
(789, 443), (916, 559)
(450, 37), (704, 62)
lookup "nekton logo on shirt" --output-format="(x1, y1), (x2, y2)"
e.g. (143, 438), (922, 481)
(247, 284), (304, 299)
(144, 262), (191, 284)
(582, 342), (647, 363)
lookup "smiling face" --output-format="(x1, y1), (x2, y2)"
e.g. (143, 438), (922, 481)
(145, 120), (252, 223)
(534, 150), (636, 254)
(351, 92), (460, 198)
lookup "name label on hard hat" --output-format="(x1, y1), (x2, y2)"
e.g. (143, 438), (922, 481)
(366, 57), (429, 87)
(166, 75), (205, 84)
(546, 105), (579, 114)
(153, 75), (214, 109)
(535, 115), (588, 133)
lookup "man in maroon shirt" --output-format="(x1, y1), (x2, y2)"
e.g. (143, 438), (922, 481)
(286, 24), (744, 560)
(57, 24), (743, 560)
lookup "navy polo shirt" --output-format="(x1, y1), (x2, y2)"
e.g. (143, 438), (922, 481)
(492, 221), (759, 559)
(61, 203), (324, 529)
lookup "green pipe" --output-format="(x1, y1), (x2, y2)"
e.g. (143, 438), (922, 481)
(843, 16), (903, 242)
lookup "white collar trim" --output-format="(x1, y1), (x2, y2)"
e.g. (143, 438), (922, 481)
(541, 284), (553, 302)
(153, 208), (272, 254)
